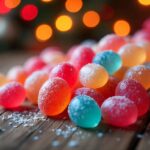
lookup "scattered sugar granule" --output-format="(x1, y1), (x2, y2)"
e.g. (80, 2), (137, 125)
(67, 140), (79, 148)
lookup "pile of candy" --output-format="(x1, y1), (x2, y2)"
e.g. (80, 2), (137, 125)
(0, 19), (150, 128)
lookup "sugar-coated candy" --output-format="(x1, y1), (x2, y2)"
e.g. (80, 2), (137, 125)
(24, 71), (49, 105)
(133, 30), (150, 42)
(68, 95), (101, 128)
(97, 76), (120, 99)
(7, 66), (27, 84)
(66, 45), (79, 59)
(42, 64), (54, 73)
(50, 62), (78, 89)
(114, 66), (128, 80)
(79, 63), (109, 89)
(93, 50), (122, 75)
(40, 48), (66, 65)
(38, 77), (71, 116)
(124, 65), (150, 89)
(24, 56), (46, 75)
(69, 46), (95, 71)
(116, 79), (149, 116)
(0, 82), (26, 108)
(137, 41), (150, 63)
(101, 96), (138, 127)
(118, 43), (146, 67)
(73, 87), (105, 107)
(0, 73), (8, 86)
(96, 34), (127, 52)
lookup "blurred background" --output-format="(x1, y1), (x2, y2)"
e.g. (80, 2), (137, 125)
(0, 0), (150, 52)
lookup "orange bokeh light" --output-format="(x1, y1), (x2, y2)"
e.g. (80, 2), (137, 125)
(138, 0), (150, 6)
(55, 15), (73, 32)
(65, 0), (83, 13)
(83, 11), (100, 28)
(5, 0), (21, 9)
(41, 0), (53, 3)
(35, 24), (53, 41)
(113, 20), (131, 36)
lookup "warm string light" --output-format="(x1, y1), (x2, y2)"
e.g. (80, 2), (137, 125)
(5, 0), (21, 9)
(55, 15), (73, 32)
(138, 0), (150, 6)
(113, 20), (131, 36)
(83, 11), (100, 28)
(20, 4), (38, 21)
(65, 0), (83, 13)
(35, 24), (53, 41)
(0, 0), (11, 14)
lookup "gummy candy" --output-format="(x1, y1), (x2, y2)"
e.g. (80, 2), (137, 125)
(68, 95), (101, 128)
(114, 66), (128, 80)
(0, 73), (8, 86)
(79, 63), (109, 89)
(38, 77), (71, 116)
(50, 62), (78, 89)
(118, 43), (146, 67)
(93, 50), (122, 75)
(24, 71), (49, 104)
(0, 82), (26, 108)
(101, 96), (138, 127)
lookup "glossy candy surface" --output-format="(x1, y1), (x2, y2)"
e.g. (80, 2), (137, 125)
(97, 76), (119, 99)
(93, 50), (122, 75)
(24, 57), (46, 75)
(38, 77), (71, 116)
(69, 46), (95, 71)
(101, 96), (138, 127)
(73, 87), (105, 107)
(50, 62), (78, 89)
(97, 34), (127, 52)
(79, 63), (109, 89)
(7, 66), (27, 84)
(116, 79), (149, 116)
(124, 65), (150, 89)
(118, 44), (146, 67)
(0, 73), (8, 86)
(114, 66), (128, 80)
(24, 71), (49, 105)
(68, 95), (101, 128)
(0, 82), (26, 108)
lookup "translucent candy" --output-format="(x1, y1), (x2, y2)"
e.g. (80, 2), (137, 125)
(38, 77), (71, 116)
(133, 30), (150, 42)
(0, 73), (8, 86)
(68, 95), (101, 128)
(24, 56), (46, 75)
(0, 82), (26, 108)
(79, 63), (109, 89)
(97, 76), (119, 99)
(50, 62), (78, 89)
(42, 64), (54, 73)
(137, 41), (150, 63)
(24, 71), (49, 105)
(69, 46), (95, 71)
(101, 96), (138, 127)
(73, 87), (105, 107)
(96, 34), (127, 52)
(93, 50), (122, 75)
(114, 66), (128, 80)
(40, 49), (66, 65)
(124, 65), (150, 89)
(118, 43), (146, 67)
(7, 66), (27, 84)
(115, 79), (149, 116)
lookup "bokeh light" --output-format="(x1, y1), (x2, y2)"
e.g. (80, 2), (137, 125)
(55, 15), (73, 32)
(83, 11), (100, 28)
(113, 20), (131, 36)
(41, 0), (53, 3)
(0, 0), (11, 14)
(5, 0), (21, 9)
(35, 24), (53, 41)
(65, 0), (83, 13)
(20, 4), (38, 21)
(138, 0), (150, 6)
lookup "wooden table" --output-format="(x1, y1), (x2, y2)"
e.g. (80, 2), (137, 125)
(0, 53), (150, 150)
